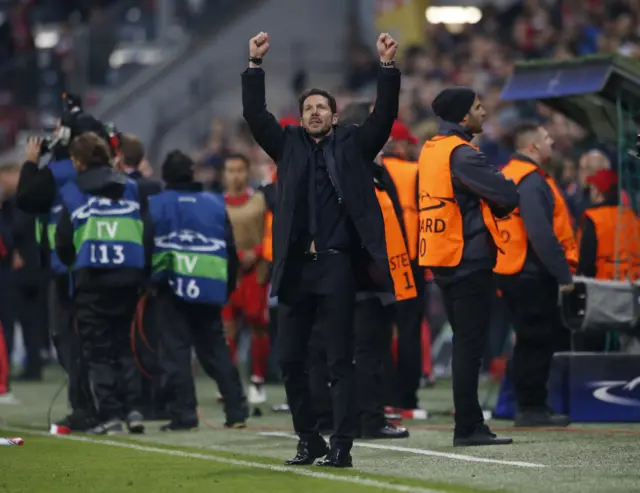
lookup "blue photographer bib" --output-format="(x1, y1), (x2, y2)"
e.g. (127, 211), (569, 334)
(149, 190), (228, 305)
(59, 179), (144, 271)
(34, 159), (77, 274)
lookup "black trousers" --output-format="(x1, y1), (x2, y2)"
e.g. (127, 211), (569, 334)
(308, 329), (333, 431)
(13, 281), (46, 375)
(394, 271), (425, 409)
(499, 276), (567, 410)
(75, 287), (141, 422)
(309, 297), (394, 432)
(436, 270), (493, 436)
(51, 276), (94, 416)
(354, 297), (394, 430)
(278, 252), (357, 449)
(155, 289), (247, 425)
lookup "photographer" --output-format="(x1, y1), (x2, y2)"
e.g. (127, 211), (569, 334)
(15, 94), (109, 432)
(55, 132), (149, 435)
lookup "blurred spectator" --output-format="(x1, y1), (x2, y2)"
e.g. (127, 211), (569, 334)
(53, 21), (75, 93)
(87, 4), (118, 86)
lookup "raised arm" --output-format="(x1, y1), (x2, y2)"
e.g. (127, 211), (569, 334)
(358, 34), (401, 162)
(241, 32), (285, 162)
(16, 137), (57, 214)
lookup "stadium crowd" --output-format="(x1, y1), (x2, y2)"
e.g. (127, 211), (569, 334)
(0, 0), (638, 459)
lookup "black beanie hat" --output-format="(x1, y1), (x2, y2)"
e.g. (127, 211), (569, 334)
(431, 87), (477, 123)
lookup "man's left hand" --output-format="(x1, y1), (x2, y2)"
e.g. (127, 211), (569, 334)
(377, 33), (398, 63)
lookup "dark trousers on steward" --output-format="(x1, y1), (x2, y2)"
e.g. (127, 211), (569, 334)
(155, 288), (247, 426)
(52, 275), (94, 417)
(394, 269), (424, 409)
(13, 280), (46, 376)
(436, 270), (493, 436)
(499, 276), (568, 410)
(75, 287), (141, 422)
(278, 251), (357, 449)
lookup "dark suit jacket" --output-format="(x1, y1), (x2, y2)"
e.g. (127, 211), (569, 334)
(242, 66), (401, 295)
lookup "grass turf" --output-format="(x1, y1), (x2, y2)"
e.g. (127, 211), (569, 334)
(1, 367), (640, 493)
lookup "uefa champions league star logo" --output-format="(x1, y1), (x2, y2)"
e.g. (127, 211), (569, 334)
(71, 197), (140, 220)
(590, 376), (640, 407)
(155, 229), (226, 253)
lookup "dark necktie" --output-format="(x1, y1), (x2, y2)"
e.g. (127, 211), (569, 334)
(308, 150), (318, 237)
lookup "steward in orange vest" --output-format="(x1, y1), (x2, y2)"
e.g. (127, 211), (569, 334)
(484, 122), (573, 428)
(487, 156), (578, 283)
(381, 120), (425, 412)
(261, 170), (277, 264)
(579, 168), (640, 280)
(372, 163), (417, 303)
(418, 87), (518, 447)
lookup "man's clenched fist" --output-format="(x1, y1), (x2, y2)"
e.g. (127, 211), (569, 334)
(377, 33), (398, 63)
(249, 32), (270, 58)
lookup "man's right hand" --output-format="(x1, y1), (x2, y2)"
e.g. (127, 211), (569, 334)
(249, 32), (270, 67)
(25, 137), (42, 163)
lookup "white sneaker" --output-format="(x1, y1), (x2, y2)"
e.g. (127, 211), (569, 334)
(248, 377), (267, 405)
(0, 392), (20, 405)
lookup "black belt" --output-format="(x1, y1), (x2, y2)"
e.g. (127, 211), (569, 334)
(304, 249), (343, 261)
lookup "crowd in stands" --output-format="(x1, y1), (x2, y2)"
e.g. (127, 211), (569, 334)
(191, 0), (638, 221)
(0, 0), (206, 153)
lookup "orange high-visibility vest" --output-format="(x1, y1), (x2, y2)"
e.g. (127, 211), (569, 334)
(417, 135), (501, 267)
(375, 187), (417, 301)
(382, 157), (419, 260)
(486, 158), (578, 276)
(263, 210), (273, 263)
(262, 170), (277, 263)
(580, 205), (640, 280)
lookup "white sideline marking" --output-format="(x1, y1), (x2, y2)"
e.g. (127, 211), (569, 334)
(260, 431), (546, 469)
(4, 427), (445, 493)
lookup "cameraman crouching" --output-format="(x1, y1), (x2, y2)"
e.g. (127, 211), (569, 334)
(55, 132), (150, 435)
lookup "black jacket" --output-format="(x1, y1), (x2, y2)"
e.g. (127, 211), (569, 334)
(431, 122), (519, 281)
(3, 198), (42, 287)
(242, 66), (401, 295)
(16, 161), (57, 214)
(55, 166), (154, 292)
(577, 197), (619, 278)
(261, 182), (277, 214)
(16, 161), (67, 275)
(126, 170), (163, 201)
(358, 163), (408, 303)
(512, 154), (573, 285)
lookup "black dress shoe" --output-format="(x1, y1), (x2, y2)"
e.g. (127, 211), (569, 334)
(160, 421), (198, 431)
(55, 410), (99, 432)
(515, 409), (571, 428)
(453, 424), (513, 447)
(316, 447), (353, 468)
(285, 436), (329, 466)
(361, 423), (410, 440)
